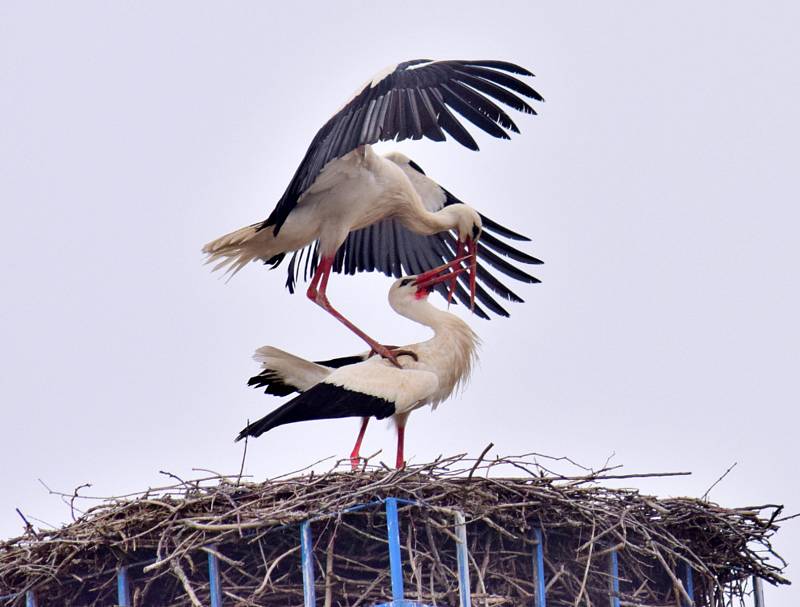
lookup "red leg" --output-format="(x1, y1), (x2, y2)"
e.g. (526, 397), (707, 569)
(350, 417), (370, 471)
(307, 256), (401, 367)
(395, 424), (405, 469)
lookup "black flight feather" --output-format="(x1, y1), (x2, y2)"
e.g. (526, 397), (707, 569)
(261, 59), (542, 234)
(236, 383), (396, 441)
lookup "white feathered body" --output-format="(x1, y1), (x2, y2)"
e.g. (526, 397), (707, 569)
(253, 290), (479, 418)
(203, 146), (477, 276)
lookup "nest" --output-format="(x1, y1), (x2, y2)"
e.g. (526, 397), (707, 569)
(0, 453), (791, 606)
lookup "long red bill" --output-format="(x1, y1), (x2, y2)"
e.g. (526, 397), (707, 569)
(446, 241), (471, 306)
(413, 264), (467, 293)
(467, 237), (477, 312)
(415, 255), (470, 286)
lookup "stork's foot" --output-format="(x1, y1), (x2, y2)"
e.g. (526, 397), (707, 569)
(369, 345), (418, 365)
(349, 455), (361, 472)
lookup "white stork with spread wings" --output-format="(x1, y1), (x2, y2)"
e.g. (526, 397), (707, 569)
(236, 260), (479, 469)
(204, 59), (543, 363)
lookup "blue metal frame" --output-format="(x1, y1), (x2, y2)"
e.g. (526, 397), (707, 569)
(609, 549), (621, 607)
(385, 497), (405, 603)
(300, 520), (316, 607)
(116, 566), (131, 606)
(753, 576), (765, 607)
(454, 511), (472, 607)
(0, 506), (773, 607)
(533, 528), (547, 607)
(682, 563), (694, 607)
(208, 549), (223, 607)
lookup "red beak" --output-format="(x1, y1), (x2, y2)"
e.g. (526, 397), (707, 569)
(413, 258), (469, 294)
(446, 237), (478, 311)
(467, 237), (477, 312)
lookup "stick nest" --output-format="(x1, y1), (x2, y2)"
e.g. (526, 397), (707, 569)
(0, 453), (791, 606)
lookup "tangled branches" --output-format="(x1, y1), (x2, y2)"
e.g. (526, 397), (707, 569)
(0, 453), (790, 606)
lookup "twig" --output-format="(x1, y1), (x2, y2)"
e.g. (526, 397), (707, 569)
(703, 462), (738, 500)
(14, 508), (38, 539)
(237, 433), (249, 487)
(171, 559), (202, 607)
(468, 443), (494, 481)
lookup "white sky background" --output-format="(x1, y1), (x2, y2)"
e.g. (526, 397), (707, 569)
(1, 1), (798, 604)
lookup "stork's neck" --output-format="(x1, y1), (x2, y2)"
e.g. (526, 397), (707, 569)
(394, 297), (455, 332)
(394, 297), (479, 402)
(398, 204), (462, 236)
(394, 298), (478, 360)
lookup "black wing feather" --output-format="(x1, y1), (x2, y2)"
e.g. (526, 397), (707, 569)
(463, 60), (534, 76)
(280, 182), (542, 317)
(237, 383), (395, 441)
(480, 231), (543, 264)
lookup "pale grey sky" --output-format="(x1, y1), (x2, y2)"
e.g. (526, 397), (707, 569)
(1, 2), (798, 604)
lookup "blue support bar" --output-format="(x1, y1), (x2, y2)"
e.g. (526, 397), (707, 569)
(753, 576), (765, 607)
(300, 521), (316, 607)
(117, 566), (131, 607)
(208, 548), (223, 607)
(385, 497), (405, 603)
(533, 528), (546, 607)
(25, 590), (37, 607)
(609, 549), (621, 607)
(454, 511), (472, 607)
(682, 563), (694, 607)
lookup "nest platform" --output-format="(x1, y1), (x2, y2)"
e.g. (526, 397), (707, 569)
(0, 454), (790, 606)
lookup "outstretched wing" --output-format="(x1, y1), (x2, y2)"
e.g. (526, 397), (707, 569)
(281, 189), (542, 320)
(263, 59), (543, 234)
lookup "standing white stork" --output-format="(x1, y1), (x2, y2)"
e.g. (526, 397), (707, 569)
(204, 59), (543, 363)
(235, 259), (479, 469)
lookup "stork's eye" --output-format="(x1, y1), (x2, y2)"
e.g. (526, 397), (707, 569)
(399, 278), (413, 287)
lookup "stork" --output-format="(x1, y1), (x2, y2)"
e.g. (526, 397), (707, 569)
(204, 59), (543, 363)
(236, 259), (479, 469)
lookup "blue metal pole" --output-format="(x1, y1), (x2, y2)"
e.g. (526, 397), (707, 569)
(609, 549), (621, 607)
(682, 563), (694, 607)
(117, 566), (131, 607)
(300, 521), (316, 607)
(25, 590), (37, 607)
(385, 497), (405, 603)
(532, 528), (546, 607)
(454, 511), (472, 607)
(208, 549), (223, 607)
(753, 576), (765, 607)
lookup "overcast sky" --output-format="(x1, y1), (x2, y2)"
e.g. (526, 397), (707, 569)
(1, 2), (798, 604)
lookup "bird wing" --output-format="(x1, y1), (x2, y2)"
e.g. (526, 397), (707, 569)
(263, 59), (543, 234)
(325, 361), (440, 414)
(236, 363), (438, 440)
(281, 189), (543, 319)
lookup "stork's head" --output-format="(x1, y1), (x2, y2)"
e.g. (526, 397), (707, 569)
(448, 204), (483, 244)
(388, 259), (469, 315)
